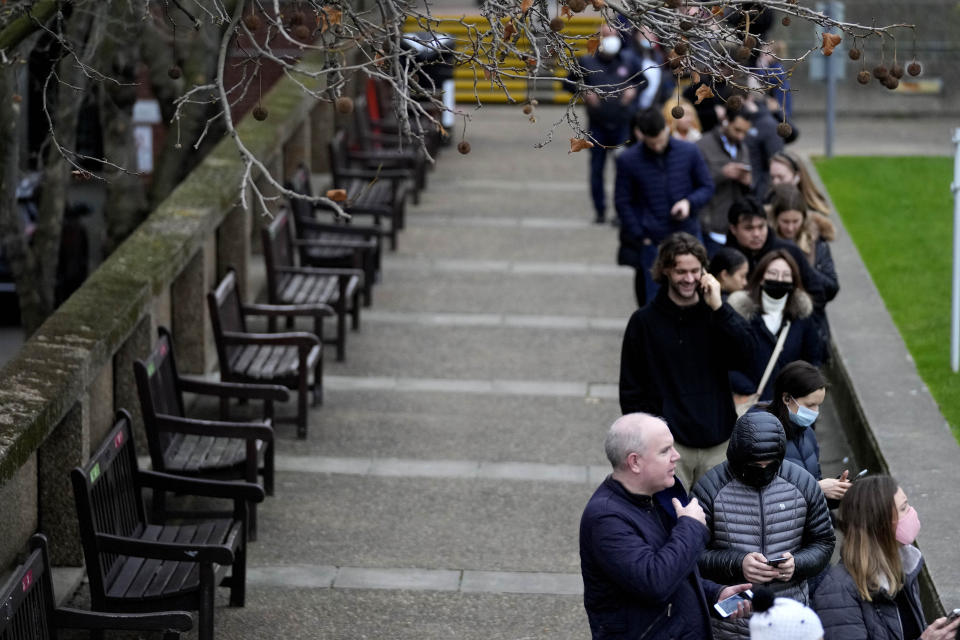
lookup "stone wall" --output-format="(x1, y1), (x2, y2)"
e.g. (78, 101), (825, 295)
(0, 52), (334, 569)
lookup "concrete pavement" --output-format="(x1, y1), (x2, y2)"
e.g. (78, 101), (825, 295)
(52, 104), (898, 639)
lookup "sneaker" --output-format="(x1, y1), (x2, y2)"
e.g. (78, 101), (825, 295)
(594, 214), (606, 224)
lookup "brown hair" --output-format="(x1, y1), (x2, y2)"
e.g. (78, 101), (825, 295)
(769, 184), (814, 257)
(771, 151), (831, 216)
(838, 475), (903, 600)
(745, 249), (805, 305)
(651, 232), (708, 284)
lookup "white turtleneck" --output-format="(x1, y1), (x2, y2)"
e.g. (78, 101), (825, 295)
(761, 290), (787, 335)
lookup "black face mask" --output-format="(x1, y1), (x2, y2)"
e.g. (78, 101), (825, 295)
(762, 279), (794, 300)
(734, 460), (781, 488)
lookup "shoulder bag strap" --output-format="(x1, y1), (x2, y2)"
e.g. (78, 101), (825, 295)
(755, 320), (791, 398)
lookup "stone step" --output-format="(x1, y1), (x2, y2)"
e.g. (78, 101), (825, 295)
(368, 268), (636, 317)
(396, 224), (620, 263)
(270, 390), (617, 464)
(214, 588), (585, 640)
(325, 322), (621, 382)
(250, 473), (591, 573)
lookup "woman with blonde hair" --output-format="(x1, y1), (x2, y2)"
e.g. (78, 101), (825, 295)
(769, 151), (831, 217)
(812, 475), (960, 640)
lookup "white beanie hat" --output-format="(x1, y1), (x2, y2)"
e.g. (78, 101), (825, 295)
(749, 589), (824, 640)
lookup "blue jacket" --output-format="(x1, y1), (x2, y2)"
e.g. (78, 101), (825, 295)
(614, 139), (714, 246)
(784, 422), (822, 481)
(580, 476), (722, 640)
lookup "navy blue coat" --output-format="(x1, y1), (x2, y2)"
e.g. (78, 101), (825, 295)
(614, 139), (714, 252)
(784, 421), (821, 481)
(581, 477), (722, 640)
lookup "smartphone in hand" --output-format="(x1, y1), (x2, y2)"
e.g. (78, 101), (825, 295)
(714, 590), (753, 617)
(765, 555), (788, 567)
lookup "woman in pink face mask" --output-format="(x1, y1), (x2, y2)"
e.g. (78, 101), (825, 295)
(811, 475), (959, 640)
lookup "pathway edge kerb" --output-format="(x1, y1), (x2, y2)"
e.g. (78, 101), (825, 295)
(804, 155), (960, 616)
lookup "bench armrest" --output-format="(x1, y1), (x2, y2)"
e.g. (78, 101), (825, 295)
(293, 236), (378, 250)
(241, 301), (336, 318)
(176, 376), (290, 403)
(292, 217), (384, 238)
(136, 469), (265, 503)
(95, 533), (235, 564)
(155, 414), (274, 442)
(336, 167), (409, 182)
(53, 607), (193, 633)
(221, 330), (320, 350)
(272, 265), (364, 281)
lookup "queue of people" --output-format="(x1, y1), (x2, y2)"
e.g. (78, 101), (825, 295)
(575, 19), (954, 640)
(581, 219), (957, 638)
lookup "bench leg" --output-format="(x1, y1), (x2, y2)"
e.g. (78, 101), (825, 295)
(336, 305), (346, 362)
(246, 442), (259, 540)
(297, 365), (309, 439)
(351, 290), (361, 331)
(230, 538), (247, 607)
(264, 441), (275, 496)
(199, 563), (216, 640)
(248, 502), (258, 542)
(314, 348), (324, 407)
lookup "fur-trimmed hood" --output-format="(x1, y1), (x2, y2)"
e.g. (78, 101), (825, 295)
(807, 211), (836, 243)
(727, 288), (814, 322)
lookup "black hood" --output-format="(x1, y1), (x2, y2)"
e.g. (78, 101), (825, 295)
(727, 411), (786, 487)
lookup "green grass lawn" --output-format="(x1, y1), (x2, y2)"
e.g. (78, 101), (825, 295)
(813, 156), (959, 439)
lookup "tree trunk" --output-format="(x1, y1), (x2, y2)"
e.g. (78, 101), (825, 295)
(25, 4), (107, 335)
(99, 2), (149, 256)
(148, 0), (238, 207)
(0, 64), (32, 325)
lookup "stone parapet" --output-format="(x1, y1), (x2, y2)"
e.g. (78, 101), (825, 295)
(0, 53), (332, 565)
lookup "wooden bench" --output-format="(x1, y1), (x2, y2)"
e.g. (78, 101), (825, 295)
(351, 94), (428, 204)
(286, 163), (382, 307)
(134, 326), (287, 539)
(0, 533), (193, 640)
(71, 410), (263, 640)
(328, 128), (410, 250)
(208, 268), (326, 438)
(261, 211), (364, 362)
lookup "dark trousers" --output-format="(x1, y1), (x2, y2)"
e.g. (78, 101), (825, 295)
(588, 125), (628, 220)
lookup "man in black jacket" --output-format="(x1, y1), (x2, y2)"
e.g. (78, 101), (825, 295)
(619, 232), (756, 489)
(580, 413), (752, 640)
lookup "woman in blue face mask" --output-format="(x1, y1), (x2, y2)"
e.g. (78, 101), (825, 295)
(766, 360), (851, 503)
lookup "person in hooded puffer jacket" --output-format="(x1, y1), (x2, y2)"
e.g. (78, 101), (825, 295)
(692, 411), (835, 640)
(811, 475), (960, 640)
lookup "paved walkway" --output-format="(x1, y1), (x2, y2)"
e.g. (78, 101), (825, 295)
(53, 105), (873, 639)
(207, 106), (854, 639)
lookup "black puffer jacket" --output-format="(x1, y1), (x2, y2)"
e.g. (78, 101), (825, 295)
(692, 412), (835, 640)
(812, 545), (926, 640)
